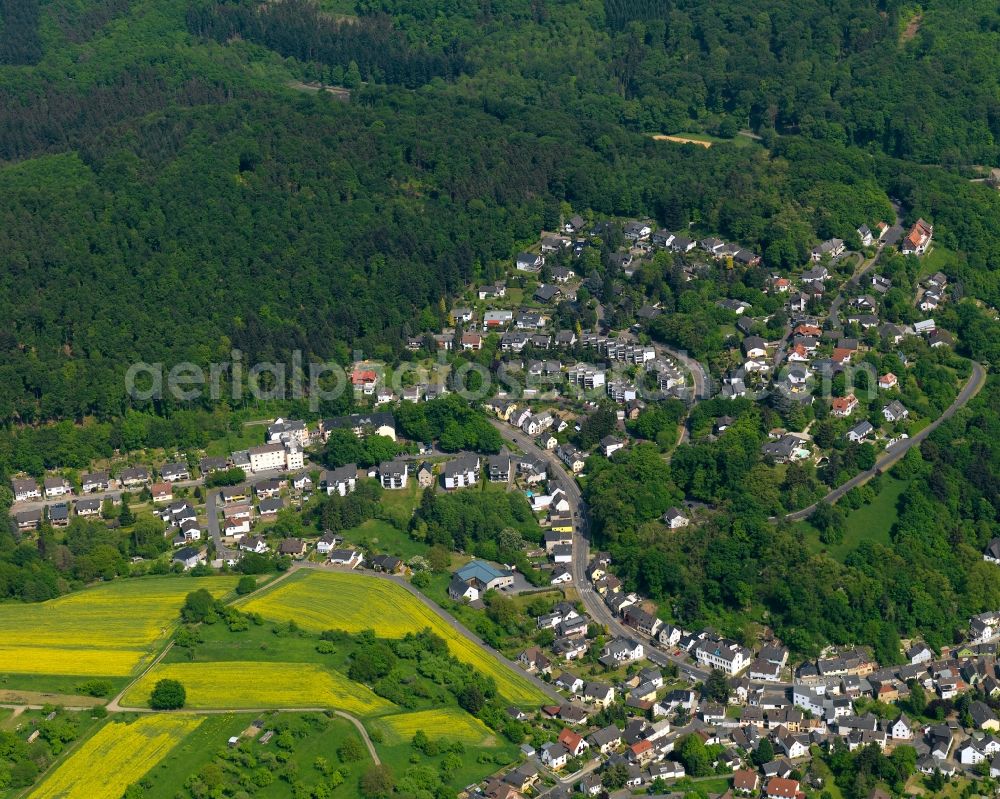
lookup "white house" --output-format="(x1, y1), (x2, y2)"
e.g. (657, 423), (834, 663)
(443, 453), (479, 489)
(694, 638), (751, 675)
(890, 715), (913, 740)
(379, 461), (408, 490)
(663, 507), (689, 529)
(248, 443), (286, 473)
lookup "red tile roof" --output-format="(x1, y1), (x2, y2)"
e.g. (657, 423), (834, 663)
(766, 777), (800, 799)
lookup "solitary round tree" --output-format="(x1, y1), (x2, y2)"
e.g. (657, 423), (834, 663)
(149, 678), (186, 710)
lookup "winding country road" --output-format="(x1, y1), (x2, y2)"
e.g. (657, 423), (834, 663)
(783, 360), (986, 521)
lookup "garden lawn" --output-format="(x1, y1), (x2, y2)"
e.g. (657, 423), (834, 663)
(0, 576), (237, 678)
(120, 661), (394, 715)
(241, 571), (547, 705)
(341, 518), (426, 559)
(28, 715), (203, 799)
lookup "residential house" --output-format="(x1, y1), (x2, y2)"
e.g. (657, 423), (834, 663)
(75, 498), (101, 517)
(694, 638), (751, 675)
(11, 478), (40, 502)
(558, 728), (589, 758)
(663, 507), (689, 529)
(831, 394), (859, 418)
(540, 743), (568, 770)
(81, 471), (110, 493)
(450, 560), (514, 599)
(151, 482), (173, 503)
(878, 373), (898, 390)
(327, 548), (363, 568)
(258, 497), (283, 520)
(379, 461), (408, 490)
(583, 682), (615, 708)
(443, 453), (480, 489)
(765, 778), (800, 799)
(43, 477), (71, 499)
(14, 509), (41, 530)
(160, 462), (190, 482)
(415, 462), (433, 489)
(518, 647), (553, 675)
(811, 239), (845, 261)
(321, 412), (396, 441)
(882, 400), (909, 423)
(846, 421), (874, 442)
(901, 219), (933, 255)
(172, 546), (205, 570)
(516, 252), (544, 272)
(119, 467), (150, 487)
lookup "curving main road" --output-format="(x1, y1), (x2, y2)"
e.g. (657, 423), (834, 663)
(489, 419), (715, 684)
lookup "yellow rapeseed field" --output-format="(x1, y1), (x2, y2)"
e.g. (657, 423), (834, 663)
(121, 660), (394, 715)
(0, 577), (236, 677)
(29, 715), (202, 799)
(374, 708), (492, 744)
(242, 572), (547, 705)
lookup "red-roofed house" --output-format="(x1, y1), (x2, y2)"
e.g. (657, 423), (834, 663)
(831, 394), (859, 418)
(794, 324), (821, 337)
(766, 777), (800, 799)
(878, 373), (898, 390)
(733, 770), (760, 794)
(831, 347), (854, 365)
(461, 332), (483, 351)
(628, 739), (655, 765)
(902, 219), (933, 255)
(557, 727), (589, 757)
(351, 369), (378, 395)
(151, 482), (173, 503)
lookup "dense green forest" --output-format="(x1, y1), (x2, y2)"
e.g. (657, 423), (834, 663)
(0, 0), (999, 427)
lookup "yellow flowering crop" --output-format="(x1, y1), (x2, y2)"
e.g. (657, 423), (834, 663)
(121, 660), (394, 716)
(29, 715), (203, 799)
(242, 572), (547, 705)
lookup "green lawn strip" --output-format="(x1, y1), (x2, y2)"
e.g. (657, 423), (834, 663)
(0, 673), (130, 697)
(837, 476), (907, 555)
(797, 476), (908, 560)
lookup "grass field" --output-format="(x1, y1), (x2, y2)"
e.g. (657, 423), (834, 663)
(0, 577), (237, 678)
(341, 518), (425, 559)
(121, 661), (394, 715)
(799, 476), (907, 559)
(372, 708), (493, 745)
(28, 715), (203, 799)
(241, 571), (547, 705)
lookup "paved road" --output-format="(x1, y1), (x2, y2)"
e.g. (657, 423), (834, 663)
(784, 361), (987, 521)
(202, 467), (297, 562)
(489, 419), (715, 683)
(658, 343), (709, 400)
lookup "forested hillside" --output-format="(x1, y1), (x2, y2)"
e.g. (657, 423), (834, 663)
(0, 0), (999, 425)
